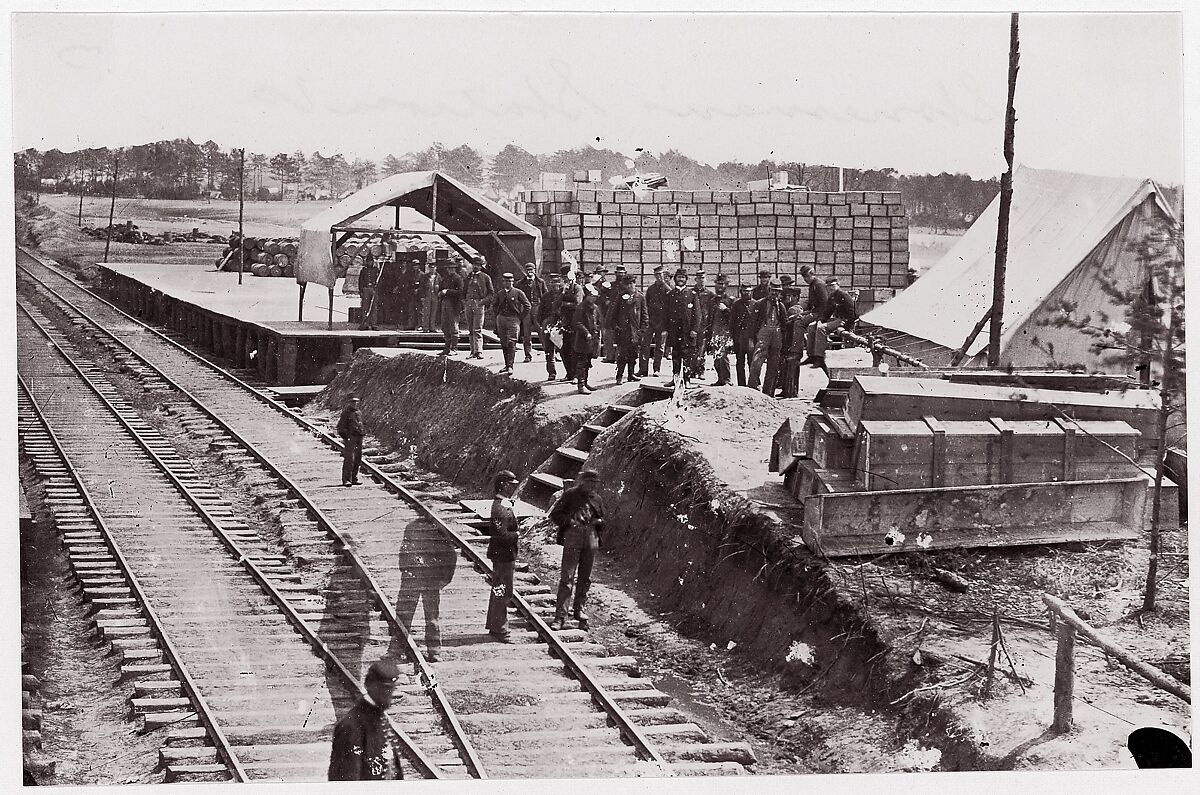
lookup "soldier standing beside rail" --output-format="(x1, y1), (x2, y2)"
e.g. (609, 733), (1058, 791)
(337, 395), (364, 487)
(329, 659), (404, 780)
(550, 469), (605, 631)
(487, 470), (521, 643)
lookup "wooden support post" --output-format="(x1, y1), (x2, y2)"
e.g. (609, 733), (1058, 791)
(431, 177), (438, 232)
(278, 338), (299, 385)
(984, 608), (1001, 697)
(1051, 621), (1076, 733)
(925, 415), (947, 488)
(237, 148), (245, 285)
(327, 286), (335, 330)
(992, 417), (1014, 484)
(298, 283), (307, 321)
(987, 13), (1020, 367)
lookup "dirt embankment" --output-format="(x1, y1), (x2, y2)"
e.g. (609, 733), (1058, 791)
(314, 350), (590, 490)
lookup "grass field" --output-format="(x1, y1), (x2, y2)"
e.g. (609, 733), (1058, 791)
(36, 193), (337, 238)
(909, 226), (963, 273)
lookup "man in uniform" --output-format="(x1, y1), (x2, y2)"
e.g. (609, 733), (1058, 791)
(537, 271), (564, 382)
(752, 269), (773, 300)
(437, 259), (464, 356)
(492, 272), (531, 375)
(607, 273), (648, 385)
(357, 250), (381, 331)
(549, 469), (605, 631)
(640, 264), (670, 378)
(328, 660), (404, 781)
(691, 270), (717, 377)
(514, 262), (546, 363)
(748, 278), (787, 395)
(596, 266), (616, 363)
(337, 395), (364, 486)
(804, 277), (858, 377)
(730, 283), (756, 386)
(487, 470), (521, 642)
(397, 255), (422, 330)
(557, 267), (583, 382)
(416, 257), (437, 332)
(463, 256), (493, 359)
(708, 273), (734, 386)
(663, 268), (702, 387)
(781, 265), (829, 396)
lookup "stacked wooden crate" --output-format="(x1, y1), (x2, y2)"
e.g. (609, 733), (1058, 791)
(514, 188), (909, 311)
(777, 376), (1174, 556)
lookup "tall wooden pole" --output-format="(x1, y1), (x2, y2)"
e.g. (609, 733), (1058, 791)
(103, 152), (120, 263)
(238, 148), (246, 285)
(987, 13), (1020, 367)
(77, 155), (86, 227)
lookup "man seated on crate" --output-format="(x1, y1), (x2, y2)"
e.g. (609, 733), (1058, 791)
(803, 277), (858, 378)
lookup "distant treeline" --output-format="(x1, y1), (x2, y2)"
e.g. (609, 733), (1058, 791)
(16, 139), (1008, 230)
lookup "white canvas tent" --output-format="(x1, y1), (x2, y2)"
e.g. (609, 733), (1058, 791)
(296, 172), (542, 323)
(862, 166), (1178, 371)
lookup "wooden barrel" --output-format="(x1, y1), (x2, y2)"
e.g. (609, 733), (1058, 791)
(253, 251), (271, 264)
(268, 264), (283, 277)
(283, 263), (295, 278)
(250, 263), (270, 277)
(265, 240), (281, 255)
(282, 242), (298, 257)
(273, 253), (289, 267)
(242, 236), (259, 250)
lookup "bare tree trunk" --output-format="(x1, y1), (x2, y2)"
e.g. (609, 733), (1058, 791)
(103, 153), (120, 264)
(1142, 302), (1177, 612)
(988, 13), (1020, 367)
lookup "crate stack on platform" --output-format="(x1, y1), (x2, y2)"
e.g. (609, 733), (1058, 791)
(515, 188), (910, 313)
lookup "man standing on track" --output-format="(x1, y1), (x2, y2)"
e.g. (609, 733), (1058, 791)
(487, 470), (521, 643)
(337, 395), (364, 487)
(462, 256), (493, 360)
(329, 660), (404, 781)
(549, 469), (605, 632)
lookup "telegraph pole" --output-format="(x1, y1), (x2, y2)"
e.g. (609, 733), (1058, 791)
(103, 152), (120, 264)
(987, 13), (1020, 367)
(238, 148), (246, 285)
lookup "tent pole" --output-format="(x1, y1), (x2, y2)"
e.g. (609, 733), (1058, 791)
(431, 176), (438, 232)
(988, 12), (1020, 367)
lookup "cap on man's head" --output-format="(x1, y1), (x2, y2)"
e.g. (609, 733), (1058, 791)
(768, 277), (782, 289)
(827, 277), (840, 287)
(578, 469), (600, 481)
(759, 269), (772, 278)
(365, 659), (401, 685)
(674, 268), (688, 278)
(502, 272), (515, 280)
(494, 469), (519, 488)
(653, 265), (665, 273)
(615, 264), (627, 273)
(714, 273), (728, 284)
(799, 265), (814, 277)
(739, 283), (752, 291)
(780, 275), (795, 287)
(524, 262), (536, 270)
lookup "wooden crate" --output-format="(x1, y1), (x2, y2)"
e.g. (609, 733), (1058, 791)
(993, 418), (1141, 483)
(859, 418), (1002, 490)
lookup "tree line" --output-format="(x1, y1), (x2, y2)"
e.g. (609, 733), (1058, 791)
(15, 138), (1002, 229)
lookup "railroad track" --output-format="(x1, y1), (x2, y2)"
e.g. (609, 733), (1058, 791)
(17, 247), (756, 777)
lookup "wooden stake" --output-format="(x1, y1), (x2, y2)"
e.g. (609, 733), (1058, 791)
(987, 13), (1020, 367)
(103, 152), (120, 264)
(238, 148), (246, 286)
(1051, 621), (1075, 733)
(984, 608), (1000, 697)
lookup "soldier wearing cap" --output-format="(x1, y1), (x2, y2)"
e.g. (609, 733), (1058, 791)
(640, 264), (670, 377)
(492, 271), (531, 375)
(708, 273), (734, 386)
(606, 273), (648, 384)
(556, 267), (584, 382)
(549, 469), (605, 631)
(329, 659), (404, 780)
(336, 395), (364, 486)
(515, 262), (546, 363)
(599, 266), (620, 363)
(805, 277), (858, 377)
(663, 268), (702, 386)
(691, 270), (717, 377)
(573, 284), (603, 394)
(487, 469), (521, 642)
(357, 250), (381, 331)
(748, 278), (787, 395)
(537, 270), (565, 381)
(730, 283), (756, 386)
(436, 258), (465, 356)
(752, 269), (773, 300)
(781, 265), (829, 396)
(462, 256), (494, 359)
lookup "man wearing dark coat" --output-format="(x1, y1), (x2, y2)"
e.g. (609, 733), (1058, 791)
(804, 277), (858, 377)
(606, 274), (648, 385)
(690, 270), (717, 377)
(549, 469), (605, 631)
(336, 395), (364, 486)
(437, 261), (465, 356)
(328, 660), (404, 781)
(748, 279), (787, 396)
(729, 283), (756, 386)
(557, 269), (583, 382)
(751, 269), (773, 300)
(537, 271), (565, 382)
(514, 262), (547, 363)
(781, 265), (829, 397)
(663, 268), (702, 386)
(707, 273), (734, 386)
(357, 251), (381, 331)
(486, 470), (521, 642)
(640, 265), (670, 377)
(572, 287), (602, 394)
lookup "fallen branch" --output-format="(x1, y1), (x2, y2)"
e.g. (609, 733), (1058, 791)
(890, 669), (981, 706)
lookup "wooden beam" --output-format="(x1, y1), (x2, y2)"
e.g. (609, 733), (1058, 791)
(490, 231), (525, 271)
(1042, 594), (1190, 704)
(330, 226), (528, 236)
(988, 13), (1020, 367)
(951, 307), (992, 366)
(1051, 620), (1075, 732)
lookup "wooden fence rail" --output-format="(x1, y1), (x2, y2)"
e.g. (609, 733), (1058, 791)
(1041, 594), (1191, 733)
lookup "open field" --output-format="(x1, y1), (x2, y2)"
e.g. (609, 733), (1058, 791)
(35, 192), (336, 239)
(909, 226), (964, 274)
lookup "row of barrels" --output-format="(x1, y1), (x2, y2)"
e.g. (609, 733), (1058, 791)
(217, 236), (299, 278)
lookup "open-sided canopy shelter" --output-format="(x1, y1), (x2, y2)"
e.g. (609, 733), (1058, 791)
(862, 166), (1178, 372)
(296, 171), (542, 322)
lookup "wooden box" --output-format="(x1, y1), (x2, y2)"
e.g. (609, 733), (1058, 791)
(859, 418), (1003, 490)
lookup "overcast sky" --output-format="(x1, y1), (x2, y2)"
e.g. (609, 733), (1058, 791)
(9, 10), (1185, 182)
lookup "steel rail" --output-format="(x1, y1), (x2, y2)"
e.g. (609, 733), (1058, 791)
(17, 254), (485, 779)
(17, 248), (671, 771)
(17, 302), (446, 780)
(16, 375), (250, 783)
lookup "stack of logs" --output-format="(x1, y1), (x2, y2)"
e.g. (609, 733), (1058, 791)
(82, 222), (228, 246)
(217, 236), (299, 277)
